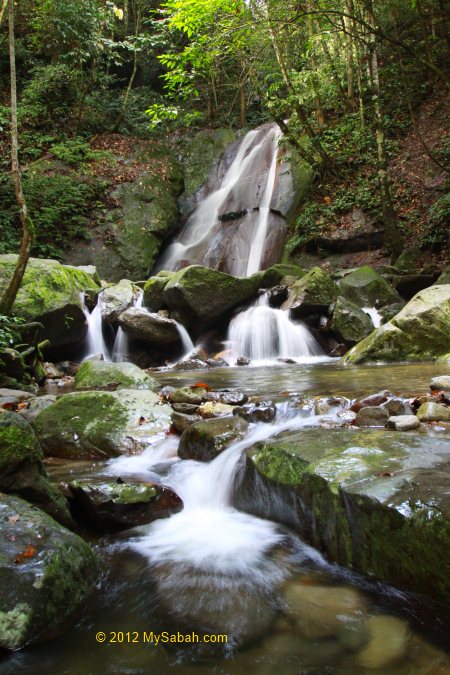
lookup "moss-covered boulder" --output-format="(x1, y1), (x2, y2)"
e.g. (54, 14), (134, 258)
(260, 264), (306, 289)
(0, 412), (72, 527)
(74, 360), (160, 391)
(68, 479), (183, 530)
(118, 308), (182, 345)
(34, 389), (172, 459)
(436, 267), (450, 285)
(178, 416), (248, 461)
(233, 427), (450, 603)
(0, 493), (100, 650)
(338, 265), (402, 308)
(100, 279), (137, 323)
(181, 128), (236, 202)
(163, 265), (262, 330)
(143, 271), (175, 310)
(331, 297), (375, 344)
(282, 266), (339, 317)
(0, 255), (100, 349)
(343, 285), (450, 364)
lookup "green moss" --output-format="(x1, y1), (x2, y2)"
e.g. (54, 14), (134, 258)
(338, 265), (401, 308)
(143, 274), (173, 310)
(0, 422), (42, 465)
(251, 443), (309, 485)
(182, 128), (236, 196)
(74, 361), (159, 391)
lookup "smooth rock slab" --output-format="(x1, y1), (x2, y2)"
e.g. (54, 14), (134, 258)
(179, 416), (248, 461)
(387, 415), (420, 431)
(0, 493), (99, 650)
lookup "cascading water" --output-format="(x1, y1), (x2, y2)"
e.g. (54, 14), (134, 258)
(81, 293), (110, 361)
(362, 306), (382, 328)
(111, 290), (144, 362)
(156, 124), (284, 276)
(173, 319), (195, 358)
(227, 293), (325, 363)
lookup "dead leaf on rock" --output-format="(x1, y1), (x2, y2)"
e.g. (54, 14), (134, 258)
(14, 544), (37, 564)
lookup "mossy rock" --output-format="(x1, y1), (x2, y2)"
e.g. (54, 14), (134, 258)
(118, 308), (182, 345)
(338, 265), (402, 308)
(34, 389), (172, 459)
(0, 411), (72, 527)
(163, 265), (262, 329)
(0, 493), (100, 650)
(100, 279), (137, 323)
(344, 285), (450, 364)
(282, 266), (339, 317)
(182, 128), (236, 198)
(436, 267), (450, 285)
(143, 272), (174, 310)
(178, 416), (248, 461)
(74, 360), (160, 391)
(331, 296), (374, 344)
(0, 255), (100, 349)
(234, 427), (450, 604)
(261, 264), (306, 288)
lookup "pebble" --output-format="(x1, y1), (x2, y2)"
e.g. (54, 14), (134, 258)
(387, 415), (420, 431)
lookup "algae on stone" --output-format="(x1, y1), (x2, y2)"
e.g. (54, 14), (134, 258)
(338, 265), (402, 308)
(74, 360), (160, 391)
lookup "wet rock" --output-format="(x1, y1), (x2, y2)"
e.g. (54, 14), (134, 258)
(267, 285), (289, 307)
(314, 397), (349, 415)
(382, 397), (411, 416)
(355, 406), (389, 427)
(378, 302), (406, 323)
(331, 296), (374, 344)
(169, 386), (209, 405)
(205, 357), (229, 368)
(338, 265), (402, 307)
(143, 273), (174, 311)
(204, 390), (248, 406)
(171, 402), (199, 414)
(178, 416), (248, 461)
(282, 266), (339, 318)
(17, 395), (57, 424)
(283, 582), (366, 640)
(0, 412), (72, 527)
(68, 479), (182, 530)
(172, 411), (201, 433)
(388, 274), (436, 301)
(387, 415), (420, 431)
(119, 307), (182, 346)
(236, 357), (251, 366)
(74, 360), (160, 391)
(100, 279), (136, 323)
(430, 376), (450, 392)
(357, 615), (410, 669)
(43, 362), (63, 379)
(416, 402), (450, 423)
(171, 358), (209, 370)
(0, 493), (100, 650)
(197, 401), (236, 418)
(0, 388), (34, 402)
(34, 389), (172, 459)
(261, 264), (306, 288)
(343, 285), (450, 364)
(350, 391), (390, 413)
(233, 403), (276, 423)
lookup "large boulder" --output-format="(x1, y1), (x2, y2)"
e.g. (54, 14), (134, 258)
(233, 427), (450, 603)
(34, 389), (172, 459)
(143, 271), (175, 311)
(0, 411), (72, 527)
(305, 208), (385, 254)
(0, 256), (100, 349)
(100, 280), (137, 323)
(0, 493), (99, 650)
(338, 265), (402, 307)
(163, 265), (262, 330)
(343, 285), (450, 364)
(331, 296), (374, 344)
(118, 307), (182, 345)
(74, 360), (160, 391)
(178, 416), (248, 461)
(436, 267), (450, 285)
(282, 266), (339, 317)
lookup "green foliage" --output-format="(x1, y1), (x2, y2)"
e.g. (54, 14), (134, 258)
(49, 138), (112, 167)
(422, 193), (450, 249)
(19, 64), (82, 127)
(0, 315), (25, 350)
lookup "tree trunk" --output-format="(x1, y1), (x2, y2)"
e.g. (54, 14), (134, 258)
(307, 0), (325, 128)
(0, 0), (33, 315)
(239, 82), (246, 128)
(344, 0), (357, 109)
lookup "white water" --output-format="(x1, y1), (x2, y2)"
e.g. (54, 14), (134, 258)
(81, 293), (110, 361)
(227, 293), (325, 363)
(173, 319), (195, 358)
(111, 290), (144, 362)
(156, 125), (281, 274)
(362, 306), (382, 328)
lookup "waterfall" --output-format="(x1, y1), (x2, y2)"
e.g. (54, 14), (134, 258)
(227, 294), (324, 363)
(362, 306), (382, 328)
(81, 294), (110, 361)
(111, 290), (144, 362)
(156, 124), (283, 276)
(173, 319), (195, 357)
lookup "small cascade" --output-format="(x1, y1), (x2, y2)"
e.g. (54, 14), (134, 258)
(173, 319), (195, 357)
(111, 290), (144, 363)
(81, 293), (110, 361)
(362, 306), (382, 328)
(227, 294), (324, 363)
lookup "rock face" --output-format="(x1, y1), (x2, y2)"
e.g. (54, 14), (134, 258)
(0, 255), (100, 349)
(0, 412), (72, 527)
(0, 493), (99, 650)
(74, 360), (160, 391)
(163, 265), (262, 330)
(118, 307), (182, 345)
(331, 296), (374, 344)
(233, 427), (450, 603)
(68, 480), (183, 530)
(100, 280), (136, 323)
(343, 285), (450, 364)
(338, 265), (402, 307)
(34, 389), (172, 459)
(305, 208), (385, 253)
(282, 266), (339, 317)
(178, 416), (248, 461)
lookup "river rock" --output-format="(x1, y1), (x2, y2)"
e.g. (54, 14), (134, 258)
(0, 388), (34, 402)
(0, 255), (100, 349)
(118, 307), (182, 345)
(357, 615), (410, 669)
(68, 479), (182, 530)
(430, 376), (450, 392)
(233, 427), (450, 603)
(343, 285), (450, 364)
(143, 272), (175, 311)
(74, 360), (159, 391)
(171, 411), (201, 433)
(162, 265), (262, 331)
(17, 395), (56, 424)
(0, 412), (72, 527)
(100, 279), (136, 323)
(355, 406), (389, 427)
(171, 402), (199, 414)
(416, 402), (450, 423)
(379, 302), (405, 323)
(0, 493), (100, 650)
(204, 390), (248, 406)
(178, 416), (248, 461)
(350, 391), (390, 412)
(331, 296), (374, 344)
(282, 266), (339, 317)
(388, 274), (436, 300)
(381, 397), (411, 416)
(387, 415), (420, 431)
(233, 402), (277, 423)
(338, 265), (402, 307)
(260, 264), (306, 288)
(197, 401), (236, 418)
(34, 389), (172, 459)
(168, 386), (209, 405)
